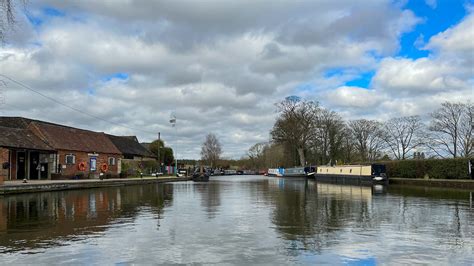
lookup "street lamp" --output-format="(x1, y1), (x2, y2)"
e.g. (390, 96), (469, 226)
(169, 113), (177, 175)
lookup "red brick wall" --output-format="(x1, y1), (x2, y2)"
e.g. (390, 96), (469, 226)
(10, 151), (16, 180)
(57, 150), (121, 178)
(0, 148), (8, 184)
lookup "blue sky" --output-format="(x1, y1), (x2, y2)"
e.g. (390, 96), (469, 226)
(2, 0), (473, 158)
(342, 0), (471, 88)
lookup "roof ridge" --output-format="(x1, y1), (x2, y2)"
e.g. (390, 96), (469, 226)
(0, 116), (103, 134)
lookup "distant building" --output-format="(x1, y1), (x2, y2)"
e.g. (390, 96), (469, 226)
(106, 135), (157, 175)
(106, 135), (155, 161)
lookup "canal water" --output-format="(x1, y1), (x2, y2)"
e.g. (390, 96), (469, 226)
(0, 176), (473, 264)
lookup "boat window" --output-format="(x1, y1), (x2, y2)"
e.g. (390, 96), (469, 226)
(326, 169), (328, 172)
(350, 169), (352, 173)
(340, 169), (342, 173)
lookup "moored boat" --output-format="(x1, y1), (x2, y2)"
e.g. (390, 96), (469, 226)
(192, 166), (210, 182)
(314, 164), (388, 184)
(267, 168), (284, 177)
(224, 169), (237, 175)
(282, 166), (316, 178)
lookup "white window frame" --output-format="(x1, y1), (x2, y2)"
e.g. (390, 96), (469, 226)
(108, 157), (116, 166)
(65, 154), (75, 165)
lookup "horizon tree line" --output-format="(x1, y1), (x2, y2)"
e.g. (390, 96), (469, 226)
(247, 97), (472, 169)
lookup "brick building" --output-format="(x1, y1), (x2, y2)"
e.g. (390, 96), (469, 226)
(0, 126), (55, 183)
(0, 117), (122, 181)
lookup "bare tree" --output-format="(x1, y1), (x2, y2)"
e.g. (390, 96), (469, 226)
(341, 127), (356, 163)
(265, 143), (285, 168)
(313, 108), (345, 164)
(200, 133), (222, 168)
(459, 102), (473, 157)
(382, 116), (424, 160)
(0, 0), (25, 42)
(247, 142), (267, 169)
(271, 96), (319, 166)
(427, 102), (473, 158)
(348, 119), (385, 162)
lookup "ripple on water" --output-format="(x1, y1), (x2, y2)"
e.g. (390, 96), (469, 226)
(0, 177), (472, 264)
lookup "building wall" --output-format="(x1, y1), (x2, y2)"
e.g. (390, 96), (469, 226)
(57, 150), (122, 178)
(0, 148), (8, 184)
(10, 151), (16, 181)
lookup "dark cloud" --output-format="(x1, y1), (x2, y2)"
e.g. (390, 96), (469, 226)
(3, 0), (468, 159)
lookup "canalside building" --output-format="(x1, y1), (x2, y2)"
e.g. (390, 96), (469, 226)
(0, 125), (55, 182)
(105, 134), (156, 175)
(0, 117), (122, 182)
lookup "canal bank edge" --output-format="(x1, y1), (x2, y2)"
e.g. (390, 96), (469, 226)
(389, 178), (474, 189)
(0, 177), (191, 195)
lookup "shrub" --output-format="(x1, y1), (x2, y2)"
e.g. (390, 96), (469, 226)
(384, 158), (471, 179)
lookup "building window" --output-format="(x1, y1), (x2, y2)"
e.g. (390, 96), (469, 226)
(108, 157), (116, 166)
(65, 154), (75, 165)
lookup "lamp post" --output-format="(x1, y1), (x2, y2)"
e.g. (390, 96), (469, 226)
(170, 114), (177, 175)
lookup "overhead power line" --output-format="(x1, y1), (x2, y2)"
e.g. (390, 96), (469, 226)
(0, 74), (157, 135)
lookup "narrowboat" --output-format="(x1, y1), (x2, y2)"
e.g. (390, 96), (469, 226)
(224, 169), (237, 175)
(283, 166), (316, 178)
(267, 168), (284, 177)
(314, 164), (388, 184)
(192, 166), (210, 182)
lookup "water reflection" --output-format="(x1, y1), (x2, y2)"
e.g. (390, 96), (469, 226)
(195, 182), (222, 219)
(267, 178), (473, 264)
(0, 177), (472, 264)
(268, 179), (380, 254)
(0, 185), (173, 253)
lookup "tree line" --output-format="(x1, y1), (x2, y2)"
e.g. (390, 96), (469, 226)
(247, 97), (472, 170)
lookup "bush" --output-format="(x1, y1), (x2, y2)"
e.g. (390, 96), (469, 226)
(384, 158), (471, 179)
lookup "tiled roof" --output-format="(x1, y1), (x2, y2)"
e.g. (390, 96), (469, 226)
(0, 126), (54, 151)
(106, 135), (154, 157)
(0, 116), (122, 154)
(141, 142), (151, 150)
(0, 117), (32, 129)
(31, 122), (121, 154)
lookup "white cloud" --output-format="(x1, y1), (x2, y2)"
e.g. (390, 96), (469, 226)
(3, 1), (471, 159)
(372, 57), (468, 94)
(425, 0), (437, 9)
(325, 86), (384, 109)
(425, 12), (474, 67)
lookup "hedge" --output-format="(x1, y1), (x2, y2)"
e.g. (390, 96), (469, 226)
(383, 158), (471, 179)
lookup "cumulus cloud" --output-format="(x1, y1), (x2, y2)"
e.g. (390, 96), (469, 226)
(374, 13), (474, 89)
(1, 0), (470, 159)
(372, 57), (468, 94)
(325, 86), (384, 109)
(366, 12), (474, 119)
